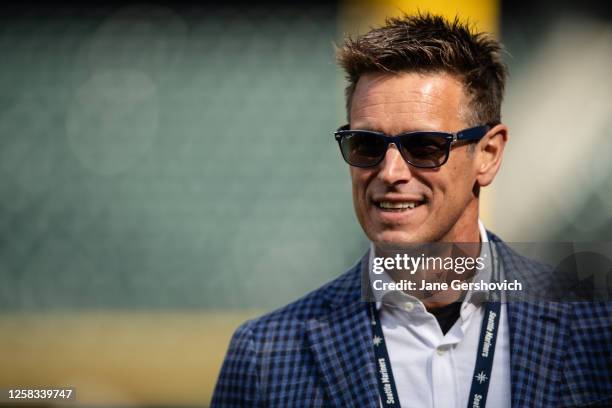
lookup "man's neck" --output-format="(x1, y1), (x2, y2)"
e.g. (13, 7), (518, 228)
(375, 219), (483, 310)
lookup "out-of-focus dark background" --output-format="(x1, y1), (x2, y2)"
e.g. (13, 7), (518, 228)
(1, 0), (610, 406)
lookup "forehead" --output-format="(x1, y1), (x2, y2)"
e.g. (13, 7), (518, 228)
(349, 72), (468, 133)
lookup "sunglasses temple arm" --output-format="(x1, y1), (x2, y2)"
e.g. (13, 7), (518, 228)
(455, 125), (490, 141)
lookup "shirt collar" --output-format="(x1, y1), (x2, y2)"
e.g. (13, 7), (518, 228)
(369, 220), (493, 311)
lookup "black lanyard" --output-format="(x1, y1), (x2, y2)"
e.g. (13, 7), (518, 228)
(368, 298), (501, 408)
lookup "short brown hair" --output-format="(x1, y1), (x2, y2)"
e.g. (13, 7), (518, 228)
(337, 13), (507, 126)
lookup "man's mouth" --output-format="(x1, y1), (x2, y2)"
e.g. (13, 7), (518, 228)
(374, 200), (426, 212)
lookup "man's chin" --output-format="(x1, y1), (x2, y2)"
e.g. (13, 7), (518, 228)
(370, 229), (431, 246)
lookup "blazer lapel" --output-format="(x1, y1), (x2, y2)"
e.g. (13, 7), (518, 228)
(506, 297), (571, 407)
(493, 235), (573, 407)
(306, 257), (379, 408)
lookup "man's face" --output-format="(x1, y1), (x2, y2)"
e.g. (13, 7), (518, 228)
(349, 72), (481, 244)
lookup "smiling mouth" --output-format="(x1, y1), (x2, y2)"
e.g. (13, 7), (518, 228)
(374, 200), (426, 212)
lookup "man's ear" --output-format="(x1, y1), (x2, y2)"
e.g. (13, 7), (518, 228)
(475, 124), (508, 187)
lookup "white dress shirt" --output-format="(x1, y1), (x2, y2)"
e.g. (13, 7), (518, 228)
(369, 221), (511, 408)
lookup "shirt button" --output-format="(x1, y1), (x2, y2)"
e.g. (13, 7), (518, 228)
(404, 302), (414, 312)
(436, 347), (446, 356)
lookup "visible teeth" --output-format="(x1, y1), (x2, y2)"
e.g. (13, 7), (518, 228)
(379, 201), (417, 209)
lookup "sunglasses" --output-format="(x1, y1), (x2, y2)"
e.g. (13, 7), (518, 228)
(334, 125), (490, 168)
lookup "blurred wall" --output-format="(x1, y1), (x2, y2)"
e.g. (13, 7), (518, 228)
(491, 0), (612, 241)
(1, 2), (357, 406)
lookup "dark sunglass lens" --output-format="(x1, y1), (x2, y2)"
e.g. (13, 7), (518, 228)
(340, 133), (386, 166)
(399, 134), (449, 167)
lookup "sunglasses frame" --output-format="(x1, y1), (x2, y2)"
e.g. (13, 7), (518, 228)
(333, 124), (491, 168)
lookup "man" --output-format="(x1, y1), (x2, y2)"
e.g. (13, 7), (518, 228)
(212, 14), (611, 407)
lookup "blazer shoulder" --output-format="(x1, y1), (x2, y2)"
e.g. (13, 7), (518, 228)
(211, 260), (364, 407)
(488, 231), (558, 295)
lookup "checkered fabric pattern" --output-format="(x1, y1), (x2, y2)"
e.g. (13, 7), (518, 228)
(211, 233), (612, 407)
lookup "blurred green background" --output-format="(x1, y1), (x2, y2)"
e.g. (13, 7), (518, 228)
(1, 0), (611, 406)
(0, 2), (363, 312)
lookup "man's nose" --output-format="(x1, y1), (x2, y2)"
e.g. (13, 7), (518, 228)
(376, 144), (413, 184)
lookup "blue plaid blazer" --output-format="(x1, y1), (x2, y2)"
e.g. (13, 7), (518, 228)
(211, 234), (612, 407)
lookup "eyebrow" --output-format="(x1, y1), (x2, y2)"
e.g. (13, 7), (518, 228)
(352, 125), (385, 133)
(350, 121), (391, 133)
(350, 123), (440, 134)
